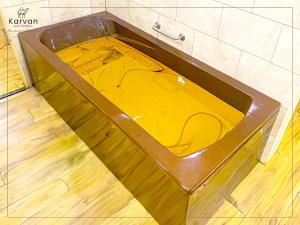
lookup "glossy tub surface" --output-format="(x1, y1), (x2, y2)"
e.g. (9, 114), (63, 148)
(19, 12), (280, 225)
(54, 36), (245, 157)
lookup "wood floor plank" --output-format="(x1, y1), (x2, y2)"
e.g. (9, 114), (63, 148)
(0, 89), (299, 225)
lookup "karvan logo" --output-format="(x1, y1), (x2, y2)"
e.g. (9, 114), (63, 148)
(17, 7), (29, 19)
(8, 7), (38, 27)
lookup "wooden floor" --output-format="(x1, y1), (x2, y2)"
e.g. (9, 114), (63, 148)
(0, 19), (25, 97)
(0, 88), (299, 225)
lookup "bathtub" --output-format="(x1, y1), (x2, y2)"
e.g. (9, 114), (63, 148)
(19, 12), (280, 225)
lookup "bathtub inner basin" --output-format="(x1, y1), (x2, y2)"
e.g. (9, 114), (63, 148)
(56, 36), (244, 157)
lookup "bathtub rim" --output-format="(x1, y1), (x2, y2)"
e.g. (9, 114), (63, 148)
(19, 11), (280, 193)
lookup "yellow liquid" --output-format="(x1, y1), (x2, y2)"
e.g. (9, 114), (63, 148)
(56, 36), (244, 157)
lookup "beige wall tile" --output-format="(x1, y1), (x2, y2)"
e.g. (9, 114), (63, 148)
(107, 0), (129, 22)
(293, 74), (300, 109)
(128, 2), (158, 37)
(23, 0), (46, 3)
(49, 0), (91, 23)
(9, 35), (32, 86)
(129, 0), (141, 7)
(176, 2), (223, 37)
(296, 2), (300, 29)
(0, 0), (22, 8)
(235, 52), (297, 108)
(0, 2), (42, 88)
(11, 35), (24, 62)
(157, 14), (195, 55)
(143, 0), (177, 7)
(294, 29), (300, 76)
(254, 0), (300, 29)
(107, 8), (129, 22)
(192, 31), (241, 76)
(272, 26), (300, 75)
(90, 0), (105, 14)
(48, 0), (91, 7)
(107, 0), (128, 7)
(51, 9), (91, 23)
(91, 8), (105, 14)
(272, 26), (300, 76)
(271, 25), (290, 71)
(217, 0), (255, 7)
(219, 8), (282, 60)
(2, 1), (52, 35)
(254, 0), (292, 8)
(272, 25), (292, 71)
(178, 0), (221, 7)
(253, 7), (292, 27)
(130, 0), (142, 5)
(19, 59), (32, 86)
(218, 0), (256, 13)
(143, 0), (177, 19)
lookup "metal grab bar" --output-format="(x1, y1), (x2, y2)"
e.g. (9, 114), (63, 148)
(152, 22), (185, 41)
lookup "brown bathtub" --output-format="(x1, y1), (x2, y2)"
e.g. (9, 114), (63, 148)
(19, 12), (280, 225)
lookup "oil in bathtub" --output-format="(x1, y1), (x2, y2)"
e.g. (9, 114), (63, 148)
(56, 36), (244, 157)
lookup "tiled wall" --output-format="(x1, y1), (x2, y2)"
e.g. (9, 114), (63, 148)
(0, 0), (105, 85)
(0, 0), (298, 162)
(105, 0), (300, 163)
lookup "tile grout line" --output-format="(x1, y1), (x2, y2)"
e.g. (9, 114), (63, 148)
(190, 30), (196, 57)
(126, 0), (130, 21)
(127, 0), (130, 21)
(216, 4), (224, 39)
(175, 0), (178, 20)
(47, 0), (54, 24)
(89, 0), (92, 14)
(157, 13), (159, 39)
(270, 24), (284, 62)
(234, 50), (243, 77)
(252, 0), (256, 13)
(212, 0), (295, 30)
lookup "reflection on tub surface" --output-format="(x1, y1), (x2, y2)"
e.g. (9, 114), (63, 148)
(56, 36), (244, 157)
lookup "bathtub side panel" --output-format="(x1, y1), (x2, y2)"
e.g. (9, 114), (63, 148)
(20, 39), (189, 225)
(186, 113), (277, 223)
